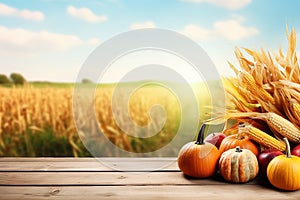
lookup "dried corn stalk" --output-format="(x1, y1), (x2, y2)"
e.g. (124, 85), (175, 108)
(221, 28), (300, 145)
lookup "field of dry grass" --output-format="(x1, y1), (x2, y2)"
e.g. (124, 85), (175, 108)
(0, 82), (214, 157)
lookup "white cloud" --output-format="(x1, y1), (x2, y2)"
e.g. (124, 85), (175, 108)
(181, 17), (259, 41)
(67, 5), (107, 23)
(0, 26), (82, 55)
(181, 25), (215, 40)
(0, 3), (44, 21)
(182, 0), (251, 10)
(0, 26), (101, 56)
(130, 21), (156, 29)
(214, 19), (258, 40)
(87, 38), (101, 45)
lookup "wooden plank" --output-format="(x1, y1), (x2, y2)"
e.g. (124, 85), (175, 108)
(0, 157), (96, 162)
(0, 157), (176, 162)
(1, 185), (299, 200)
(0, 158), (179, 172)
(0, 162), (105, 172)
(0, 171), (241, 186)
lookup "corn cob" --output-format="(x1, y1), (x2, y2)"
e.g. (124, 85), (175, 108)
(239, 124), (285, 151)
(220, 111), (300, 144)
(223, 88), (260, 112)
(223, 78), (248, 103)
(291, 100), (300, 119)
(265, 112), (300, 143)
(238, 70), (275, 104)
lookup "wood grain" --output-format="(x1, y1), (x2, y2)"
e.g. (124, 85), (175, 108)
(1, 185), (299, 200)
(0, 158), (299, 200)
(0, 158), (179, 172)
(0, 171), (232, 186)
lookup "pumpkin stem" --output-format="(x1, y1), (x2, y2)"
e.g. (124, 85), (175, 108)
(237, 123), (245, 140)
(235, 146), (242, 152)
(195, 124), (206, 145)
(283, 137), (292, 158)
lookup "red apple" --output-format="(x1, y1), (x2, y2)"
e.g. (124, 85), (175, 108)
(292, 144), (300, 157)
(204, 132), (226, 149)
(258, 149), (283, 175)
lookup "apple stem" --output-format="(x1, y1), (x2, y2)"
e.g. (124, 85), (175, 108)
(195, 124), (206, 145)
(283, 138), (292, 158)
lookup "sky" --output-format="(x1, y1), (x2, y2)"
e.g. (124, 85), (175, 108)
(0, 0), (300, 83)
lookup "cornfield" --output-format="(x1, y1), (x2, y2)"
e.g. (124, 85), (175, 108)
(0, 86), (77, 156)
(0, 83), (210, 157)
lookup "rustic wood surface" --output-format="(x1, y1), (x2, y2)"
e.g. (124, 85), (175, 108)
(0, 157), (299, 200)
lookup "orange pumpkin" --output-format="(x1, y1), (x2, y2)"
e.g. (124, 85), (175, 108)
(219, 146), (259, 183)
(219, 127), (259, 156)
(267, 138), (300, 191)
(177, 124), (220, 178)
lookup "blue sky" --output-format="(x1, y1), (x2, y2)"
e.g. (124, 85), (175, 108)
(0, 0), (300, 82)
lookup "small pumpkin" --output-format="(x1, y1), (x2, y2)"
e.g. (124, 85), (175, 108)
(219, 146), (259, 183)
(267, 138), (300, 191)
(219, 126), (259, 156)
(178, 124), (220, 178)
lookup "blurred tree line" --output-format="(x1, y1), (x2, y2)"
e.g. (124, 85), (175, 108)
(0, 73), (26, 85)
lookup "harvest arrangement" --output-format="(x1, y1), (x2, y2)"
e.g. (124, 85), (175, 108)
(178, 29), (300, 191)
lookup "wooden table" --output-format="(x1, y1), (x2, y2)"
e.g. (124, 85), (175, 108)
(0, 158), (300, 199)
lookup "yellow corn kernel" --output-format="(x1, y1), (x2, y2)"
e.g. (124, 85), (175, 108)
(238, 70), (275, 104)
(291, 101), (300, 120)
(240, 124), (285, 151)
(265, 112), (300, 144)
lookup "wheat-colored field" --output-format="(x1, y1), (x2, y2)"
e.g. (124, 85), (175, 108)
(0, 86), (76, 156)
(0, 83), (213, 157)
